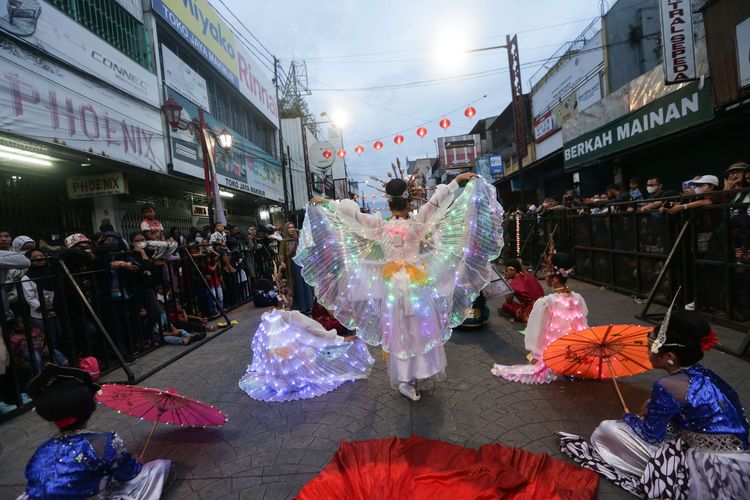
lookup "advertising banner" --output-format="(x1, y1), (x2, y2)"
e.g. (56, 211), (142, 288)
(576, 73), (602, 112)
(531, 30), (603, 117)
(166, 89), (284, 202)
(0, 39), (167, 172)
(563, 80), (712, 169)
(737, 17), (750, 89)
(0, 1), (159, 106)
(659, 0), (697, 84)
(162, 45), (210, 111)
(67, 172), (128, 199)
(152, 0), (278, 124)
(490, 156), (504, 175)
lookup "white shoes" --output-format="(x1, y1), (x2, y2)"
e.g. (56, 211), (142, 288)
(399, 382), (420, 401)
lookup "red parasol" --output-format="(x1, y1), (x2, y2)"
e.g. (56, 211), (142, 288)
(543, 324), (653, 412)
(97, 384), (226, 459)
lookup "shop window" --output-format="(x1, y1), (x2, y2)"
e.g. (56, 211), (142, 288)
(47, 0), (152, 70)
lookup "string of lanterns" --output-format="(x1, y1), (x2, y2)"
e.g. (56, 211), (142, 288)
(323, 105), (479, 159)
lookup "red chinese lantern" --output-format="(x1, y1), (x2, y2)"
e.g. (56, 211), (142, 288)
(394, 134), (404, 145)
(322, 149), (332, 159)
(363, 194), (368, 199)
(439, 118), (451, 129)
(353, 194), (359, 199)
(464, 106), (476, 118)
(355, 145), (364, 155)
(416, 127), (427, 138)
(337, 149), (346, 158)
(373, 140), (383, 150)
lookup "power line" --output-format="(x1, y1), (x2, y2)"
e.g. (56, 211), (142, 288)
(308, 35), (658, 92)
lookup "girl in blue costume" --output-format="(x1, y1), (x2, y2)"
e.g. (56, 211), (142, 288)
(19, 365), (171, 499)
(559, 310), (750, 499)
(297, 172), (504, 401)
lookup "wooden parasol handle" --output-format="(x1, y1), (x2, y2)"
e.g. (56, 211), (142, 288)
(139, 410), (164, 461)
(606, 358), (630, 413)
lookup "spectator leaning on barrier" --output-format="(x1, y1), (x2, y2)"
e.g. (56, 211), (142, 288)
(628, 177), (643, 202)
(662, 175), (720, 215)
(638, 177), (677, 213)
(38, 230), (65, 258)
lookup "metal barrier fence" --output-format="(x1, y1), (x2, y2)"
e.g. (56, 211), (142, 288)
(509, 189), (750, 339)
(0, 241), (279, 421)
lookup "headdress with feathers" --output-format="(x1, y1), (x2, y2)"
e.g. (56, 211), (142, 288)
(365, 158), (434, 208)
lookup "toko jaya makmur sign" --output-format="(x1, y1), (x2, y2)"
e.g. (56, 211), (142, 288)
(152, 0), (278, 124)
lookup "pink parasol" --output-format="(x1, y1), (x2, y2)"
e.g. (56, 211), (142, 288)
(97, 384), (226, 459)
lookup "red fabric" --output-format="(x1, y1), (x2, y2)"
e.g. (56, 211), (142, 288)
(510, 274), (544, 305)
(312, 301), (350, 336)
(296, 436), (598, 500)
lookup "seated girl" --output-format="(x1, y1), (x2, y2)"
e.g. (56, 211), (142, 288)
(558, 310), (750, 499)
(20, 364), (171, 499)
(491, 252), (589, 384)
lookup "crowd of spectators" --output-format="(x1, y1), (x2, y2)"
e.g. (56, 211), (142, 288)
(0, 201), (306, 414)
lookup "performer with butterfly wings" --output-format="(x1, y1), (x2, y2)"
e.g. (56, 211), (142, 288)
(296, 166), (504, 401)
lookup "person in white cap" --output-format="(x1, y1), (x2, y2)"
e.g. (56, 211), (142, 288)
(11, 236), (35, 253)
(662, 175), (720, 215)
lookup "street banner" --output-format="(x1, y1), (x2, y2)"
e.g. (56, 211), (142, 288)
(67, 172), (129, 199)
(0, 38), (168, 173)
(162, 45), (210, 111)
(737, 17), (750, 89)
(533, 111), (557, 143)
(659, 0), (697, 84)
(577, 73), (602, 112)
(0, 1), (159, 106)
(563, 80), (712, 169)
(167, 89), (284, 202)
(152, 0), (278, 124)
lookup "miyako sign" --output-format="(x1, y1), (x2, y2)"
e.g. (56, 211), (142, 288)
(563, 80), (712, 169)
(659, 0), (697, 84)
(67, 173), (128, 199)
(152, 0), (278, 124)
(0, 1), (159, 106)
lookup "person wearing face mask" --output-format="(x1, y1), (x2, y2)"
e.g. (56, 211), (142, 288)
(637, 177), (677, 213)
(724, 162), (750, 206)
(127, 232), (161, 348)
(662, 175), (721, 215)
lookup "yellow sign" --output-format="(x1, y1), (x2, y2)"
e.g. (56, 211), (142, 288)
(152, 0), (238, 84)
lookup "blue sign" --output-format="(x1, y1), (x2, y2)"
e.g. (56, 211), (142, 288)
(490, 156), (504, 175)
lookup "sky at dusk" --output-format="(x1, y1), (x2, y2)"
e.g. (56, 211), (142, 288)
(220, 0), (609, 198)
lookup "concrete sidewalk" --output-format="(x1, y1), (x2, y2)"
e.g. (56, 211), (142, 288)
(0, 281), (747, 499)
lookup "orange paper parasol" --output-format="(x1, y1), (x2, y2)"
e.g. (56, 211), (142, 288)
(543, 324), (653, 412)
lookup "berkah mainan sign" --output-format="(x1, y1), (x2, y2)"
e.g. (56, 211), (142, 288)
(563, 80), (712, 169)
(659, 0), (697, 84)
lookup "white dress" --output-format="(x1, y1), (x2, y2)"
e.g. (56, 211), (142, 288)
(239, 309), (375, 402)
(491, 291), (588, 383)
(294, 177), (504, 387)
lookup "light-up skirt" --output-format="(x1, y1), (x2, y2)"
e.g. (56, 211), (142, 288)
(239, 309), (375, 402)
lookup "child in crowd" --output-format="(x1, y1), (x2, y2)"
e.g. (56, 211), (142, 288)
(20, 364), (171, 499)
(140, 203), (164, 240)
(209, 222), (236, 272)
(167, 301), (216, 334)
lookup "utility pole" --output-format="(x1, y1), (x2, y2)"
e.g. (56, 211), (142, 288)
(273, 56), (290, 220)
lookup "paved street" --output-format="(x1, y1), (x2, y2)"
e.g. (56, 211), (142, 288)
(1, 281), (748, 499)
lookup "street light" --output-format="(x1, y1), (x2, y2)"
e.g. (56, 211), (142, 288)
(160, 99), (233, 225)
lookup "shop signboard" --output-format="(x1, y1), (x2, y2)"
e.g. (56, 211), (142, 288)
(166, 89), (284, 202)
(490, 156), (504, 175)
(533, 111), (558, 143)
(737, 17), (750, 89)
(67, 172), (128, 199)
(152, 0), (278, 124)
(162, 45), (210, 111)
(563, 80), (712, 169)
(659, 0), (697, 84)
(0, 38), (167, 172)
(0, 1), (159, 106)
